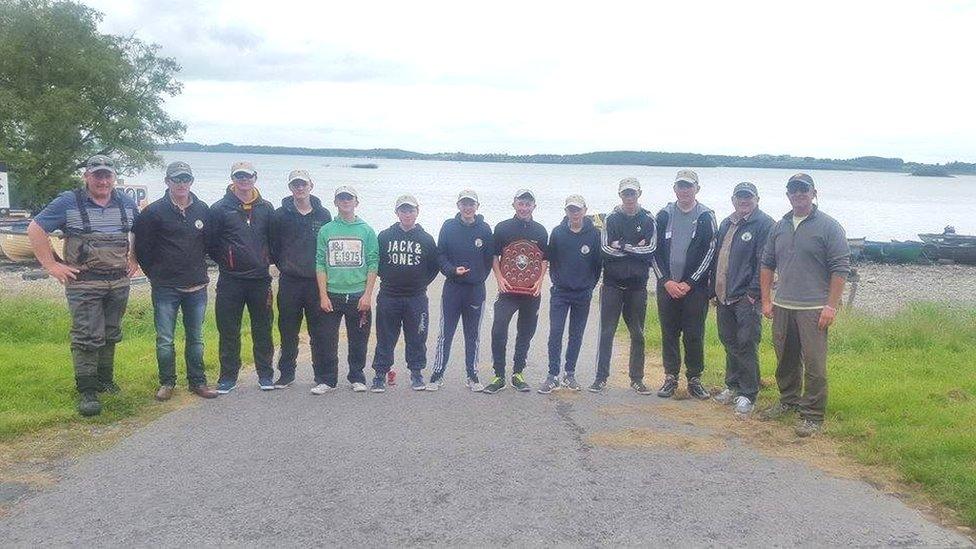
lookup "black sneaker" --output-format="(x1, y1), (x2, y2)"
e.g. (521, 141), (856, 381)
(97, 381), (121, 394)
(274, 374), (295, 389)
(77, 391), (102, 417)
(511, 373), (530, 392)
(483, 376), (506, 394)
(687, 377), (710, 400)
(587, 379), (607, 393)
(630, 380), (652, 395)
(657, 374), (678, 398)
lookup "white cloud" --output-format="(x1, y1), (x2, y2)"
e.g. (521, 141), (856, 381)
(83, 0), (976, 162)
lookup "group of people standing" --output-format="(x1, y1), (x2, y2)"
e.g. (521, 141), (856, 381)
(27, 155), (850, 437)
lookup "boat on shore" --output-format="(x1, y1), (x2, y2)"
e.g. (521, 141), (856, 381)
(863, 240), (925, 264)
(0, 221), (64, 263)
(919, 228), (976, 265)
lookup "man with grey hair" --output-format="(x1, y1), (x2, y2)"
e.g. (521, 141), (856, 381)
(760, 173), (850, 437)
(652, 169), (717, 401)
(27, 155), (140, 416)
(712, 182), (774, 416)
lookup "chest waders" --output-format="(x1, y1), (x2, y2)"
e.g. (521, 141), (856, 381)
(63, 188), (132, 402)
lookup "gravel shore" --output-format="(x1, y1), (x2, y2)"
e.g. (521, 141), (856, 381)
(3, 260), (975, 316)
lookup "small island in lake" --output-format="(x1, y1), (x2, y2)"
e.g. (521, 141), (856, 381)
(910, 166), (953, 177)
(351, 163), (378, 169)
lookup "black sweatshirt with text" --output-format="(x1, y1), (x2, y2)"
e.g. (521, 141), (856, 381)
(377, 222), (439, 297)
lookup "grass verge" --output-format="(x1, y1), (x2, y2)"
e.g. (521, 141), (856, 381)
(0, 291), (252, 441)
(642, 301), (976, 529)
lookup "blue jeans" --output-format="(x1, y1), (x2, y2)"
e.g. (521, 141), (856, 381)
(547, 287), (592, 376)
(152, 285), (208, 387)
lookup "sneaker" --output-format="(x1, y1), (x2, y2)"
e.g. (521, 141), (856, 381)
(370, 377), (386, 393)
(482, 376), (506, 394)
(259, 378), (276, 391)
(760, 402), (798, 421)
(387, 370), (397, 386)
(425, 376), (444, 392)
(97, 381), (121, 394)
(587, 379), (607, 393)
(216, 380), (237, 394)
(537, 375), (559, 394)
(630, 380), (652, 395)
(351, 382), (368, 393)
(310, 383), (335, 395)
(466, 377), (485, 392)
(561, 374), (581, 391)
(733, 396), (754, 416)
(77, 391), (102, 417)
(410, 373), (426, 391)
(714, 388), (735, 405)
(274, 375), (295, 389)
(687, 377), (710, 400)
(511, 373), (530, 392)
(795, 418), (823, 437)
(657, 374), (678, 398)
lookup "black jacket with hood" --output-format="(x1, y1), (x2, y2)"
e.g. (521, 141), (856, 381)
(207, 186), (275, 280)
(270, 195), (332, 279)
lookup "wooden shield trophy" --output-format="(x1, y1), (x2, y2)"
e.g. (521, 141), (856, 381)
(499, 239), (544, 295)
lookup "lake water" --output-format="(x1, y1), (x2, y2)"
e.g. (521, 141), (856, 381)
(128, 151), (976, 241)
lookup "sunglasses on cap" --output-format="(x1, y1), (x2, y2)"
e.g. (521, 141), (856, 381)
(168, 175), (193, 184)
(787, 183), (812, 194)
(232, 172), (255, 181)
(733, 190), (756, 199)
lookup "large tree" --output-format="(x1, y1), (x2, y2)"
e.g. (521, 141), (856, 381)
(0, 0), (185, 211)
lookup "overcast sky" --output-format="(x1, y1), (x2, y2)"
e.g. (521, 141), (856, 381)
(82, 0), (976, 163)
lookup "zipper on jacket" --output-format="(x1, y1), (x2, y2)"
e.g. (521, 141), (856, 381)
(228, 246), (235, 269)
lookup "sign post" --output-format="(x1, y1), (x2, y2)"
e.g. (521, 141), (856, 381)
(0, 163), (9, 217)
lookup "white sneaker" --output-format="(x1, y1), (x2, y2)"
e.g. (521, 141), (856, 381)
(733, 396), (755, 415)
(425, 378), (444, 392)
(714, 388), (735, 405)
(466, 378), (485, 392)
(310, 384), (335, 395)
(351, 382), (368, 393)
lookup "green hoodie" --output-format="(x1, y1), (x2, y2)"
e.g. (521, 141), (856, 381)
(315, 215), (379, 294)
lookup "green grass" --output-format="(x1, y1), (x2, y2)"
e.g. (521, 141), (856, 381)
(644, 302), (976, 528)
(0, 292), (253, 441)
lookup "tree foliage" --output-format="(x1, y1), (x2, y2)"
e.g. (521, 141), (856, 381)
(0, 0), (185, 211)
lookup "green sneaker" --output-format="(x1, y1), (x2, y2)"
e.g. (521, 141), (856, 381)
(482, 376), (506, 394)
(511, 373), (530, 392)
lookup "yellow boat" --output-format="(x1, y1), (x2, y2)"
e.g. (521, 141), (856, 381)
(0, 222), (65, 263)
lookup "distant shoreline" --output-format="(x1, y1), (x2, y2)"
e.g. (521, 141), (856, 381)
(159, 142), (976, 176)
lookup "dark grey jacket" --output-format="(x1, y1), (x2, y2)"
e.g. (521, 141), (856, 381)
(761, 205), (850, 308)
(713, 208), (775, 303)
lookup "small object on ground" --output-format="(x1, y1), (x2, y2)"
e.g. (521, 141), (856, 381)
(387, 369), (397, 386)
(794, 419), (823, 437)
(155, 385), (174, 401)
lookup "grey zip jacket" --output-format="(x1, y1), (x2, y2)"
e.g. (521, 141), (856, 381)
(761, 205), (850, 308)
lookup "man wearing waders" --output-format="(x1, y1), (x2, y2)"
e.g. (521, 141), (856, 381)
(539, 194), (601, 394)
(27, 155), (140, 416)
(370, 195), (439, 392)
(428, 189), (494, 392)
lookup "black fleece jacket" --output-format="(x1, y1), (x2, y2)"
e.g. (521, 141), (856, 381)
(207, 186), (275, 280)
(132, 190), (210, 288)
(270, 195), (332, 279)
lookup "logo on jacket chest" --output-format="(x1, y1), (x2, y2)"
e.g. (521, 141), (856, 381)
(387, 239), (423, 266)
(194, 219), (204, 230)
(741, 231), (753, 242)
(474, 238), (483, 248)
(580, 244), (591, 255)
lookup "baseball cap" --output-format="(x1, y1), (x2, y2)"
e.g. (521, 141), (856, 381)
(334, 185), (358, 199)
(732, 182), (758, 197)
(674, 169), (699, 186)
(618, 177), (641, 193)
(165, 161), (193, 179)
(85, 155), (116, 175)
(564, 194), (587, 209)
(457, 189), (479, 203)
(395, 194), (419, 209)
(514, 189), (535, 201)
(287, 169), (311, 184)
(230, 161), (256, 177)
(787, 173), (815, 189)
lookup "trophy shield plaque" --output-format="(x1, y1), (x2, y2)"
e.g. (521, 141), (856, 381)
(499, 239), (544, 295)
